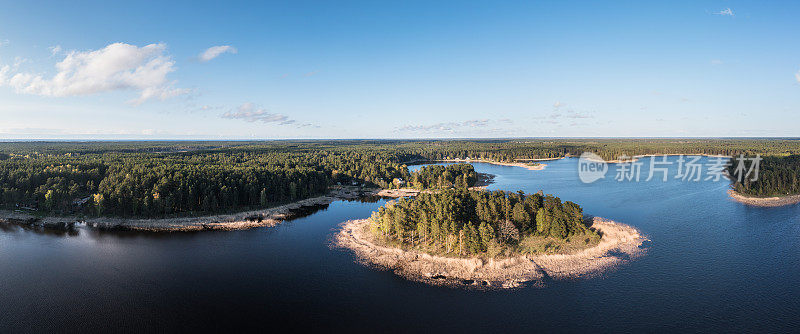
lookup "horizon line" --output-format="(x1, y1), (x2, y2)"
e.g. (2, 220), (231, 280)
(2, 136), (800, 143)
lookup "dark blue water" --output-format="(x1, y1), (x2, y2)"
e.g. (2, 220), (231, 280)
(2, 157), (799, 333)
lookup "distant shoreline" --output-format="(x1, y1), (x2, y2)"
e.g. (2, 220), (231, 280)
(0, 176), (501, 232)
(416, 153), (731, 167)
(334, 217), (647, 289)
(727, 189), (800, 207)
(591, 154), (731, 164)
(0, 186), (376, 232)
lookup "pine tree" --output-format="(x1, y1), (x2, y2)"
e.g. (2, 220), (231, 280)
(536, 208), (548, 235)
(512, 202), (531, 230)
(478, 221), (495, 251)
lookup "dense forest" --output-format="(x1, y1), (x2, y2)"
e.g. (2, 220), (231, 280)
(369, 189), (598, 257)
(2, 139), (800, 217)
(728, 154), (800, 197)
(0, 142), (411, 217)
(410, 163), (477, 189)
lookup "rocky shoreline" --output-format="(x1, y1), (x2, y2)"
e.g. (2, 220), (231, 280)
(333, 217), (648, 289)
(727, 189), (800, 207)
(0, 186), (376, 232)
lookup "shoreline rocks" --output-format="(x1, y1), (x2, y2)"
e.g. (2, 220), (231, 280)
(333, 217), (648, 289)
(727, 189), (800, 207)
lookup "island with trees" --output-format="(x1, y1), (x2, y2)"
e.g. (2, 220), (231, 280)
(335, 189), (647, 288)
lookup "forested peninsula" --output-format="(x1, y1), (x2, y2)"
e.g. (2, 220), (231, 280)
(726, 154), (800, 206)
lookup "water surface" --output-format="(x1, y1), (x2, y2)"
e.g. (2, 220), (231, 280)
(2, 157), (799, 332)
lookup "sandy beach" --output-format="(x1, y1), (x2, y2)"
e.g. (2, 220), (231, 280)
(516, 157), (566, 162)
(437, 158), (547, 171)
(727, 189), (800, 207)
(334, 217), (648, 289)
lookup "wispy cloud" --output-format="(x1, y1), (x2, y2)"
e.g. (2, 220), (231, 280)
(199, 45), (237, 62)
(48, 45), (62, 57)
(0, 39), (8, 47)
(12, 56), (28, 67)
(222, 103), (289, 123)
(397, 119), (493, 132)
(795, 70), (800, 83)
(548, 103), (594, 119)
(184, 103), (220, 113)
(0, 42), (188, 105)
(0, 66), (8, 84)
(711, 59), (723, 65)
(221, 103), (316, 128)
(714, 8), (734, 16)
(564, 110), (593, 119)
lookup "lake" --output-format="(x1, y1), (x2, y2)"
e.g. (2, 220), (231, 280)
(2, 157), (799, 332)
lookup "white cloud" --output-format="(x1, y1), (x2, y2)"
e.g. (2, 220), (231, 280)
(711, 59), (723, 65)
(714, 8), (734, 16)
(0, 39), (8, 47)
(553, 101), (563, 109)
(199, 45), (237, 62)
(0, 42), (188, 105)
(222, 103), (294, 124)
(795, 70), (800, 83)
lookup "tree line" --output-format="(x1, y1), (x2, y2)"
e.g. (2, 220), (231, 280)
(0, 144), (411, 217)
(369, 189), (597, 256)
(728, 154), (800, 197)
(2, 139), (800, 217)
(410, 163), (477, 189)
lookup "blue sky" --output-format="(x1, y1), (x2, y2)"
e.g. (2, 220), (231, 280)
(0, 0), (799, 139)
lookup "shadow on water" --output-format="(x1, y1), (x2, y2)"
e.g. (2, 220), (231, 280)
(284, 203), (331, 221)
(1, 200), (344, 240)
(0, 220), (81, 237)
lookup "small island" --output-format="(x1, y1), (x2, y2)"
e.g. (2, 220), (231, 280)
(335, 189), (646, 288)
